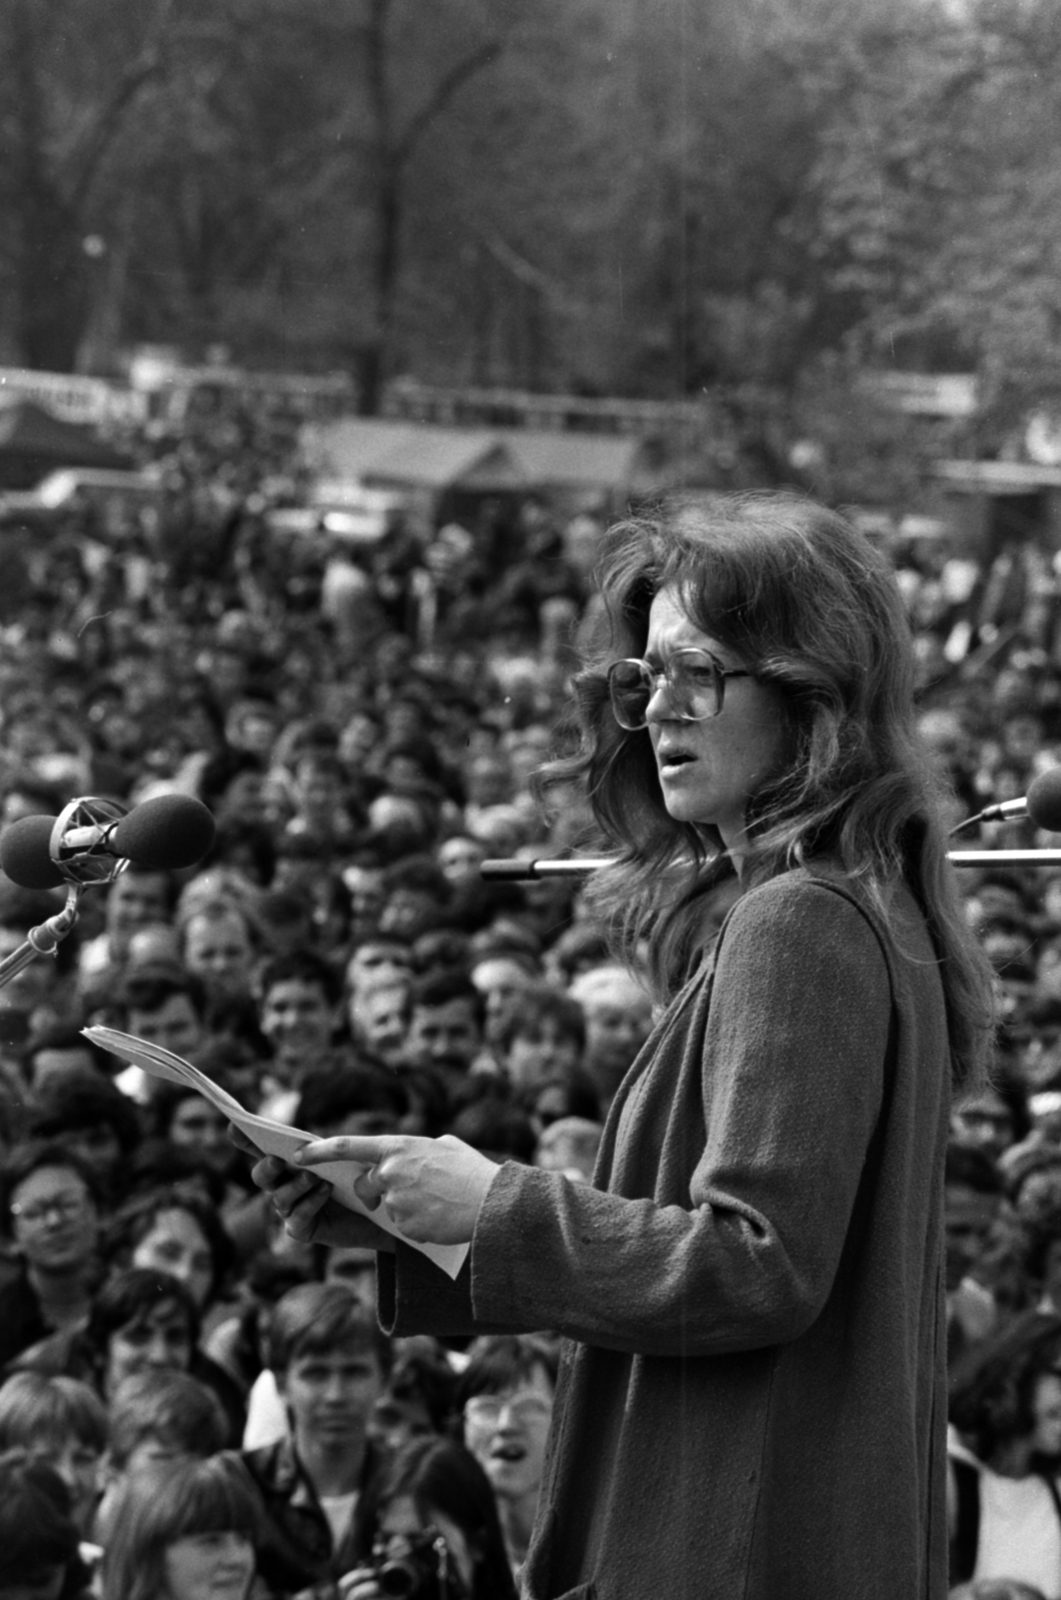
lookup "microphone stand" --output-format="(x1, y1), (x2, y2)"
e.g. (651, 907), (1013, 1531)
(0, 885), (82, 990)
(482, 850), (1061, 879)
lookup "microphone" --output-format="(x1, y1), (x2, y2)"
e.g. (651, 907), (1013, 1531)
(976, 767), (1061, 830)
(0, 793), (216, 890)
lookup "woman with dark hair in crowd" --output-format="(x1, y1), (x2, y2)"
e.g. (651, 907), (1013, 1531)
(103, 1186), (236, 1319)
(100, 1453), (260, 1600)
(9, 1267), (244, 1443)
(245, 492), (997, 1598)
(342, 1435), (517, 1600)
(949, 1311), (1061, 1595)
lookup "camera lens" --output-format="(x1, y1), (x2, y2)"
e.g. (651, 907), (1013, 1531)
(377, 1556), (422, 1597)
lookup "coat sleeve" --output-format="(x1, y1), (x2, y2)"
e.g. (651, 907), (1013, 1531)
(461, 880), (895, 1356)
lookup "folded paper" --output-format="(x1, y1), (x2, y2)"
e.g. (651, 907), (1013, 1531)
(83, 1024), (468, 1279)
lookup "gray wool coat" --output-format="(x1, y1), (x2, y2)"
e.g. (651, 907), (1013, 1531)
(378, 867), (953, 1599)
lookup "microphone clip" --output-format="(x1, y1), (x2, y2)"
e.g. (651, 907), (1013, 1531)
(49, 796), (129, 886)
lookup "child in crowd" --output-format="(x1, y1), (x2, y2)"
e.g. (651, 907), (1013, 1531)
(93, 1370), (230, 1544)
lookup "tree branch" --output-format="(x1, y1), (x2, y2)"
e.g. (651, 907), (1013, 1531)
(394, 37), (503, 169)
(65, 0), (177, 208)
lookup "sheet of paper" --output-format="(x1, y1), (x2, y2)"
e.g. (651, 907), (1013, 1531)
(83, 1024), (468, 1279)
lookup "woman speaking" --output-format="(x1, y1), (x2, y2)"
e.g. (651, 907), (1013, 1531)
(247, 493), (995, 1599)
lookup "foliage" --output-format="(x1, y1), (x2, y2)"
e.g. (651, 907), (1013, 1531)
(0, 0), (1057, 504)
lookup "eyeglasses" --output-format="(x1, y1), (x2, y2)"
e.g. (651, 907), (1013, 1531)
(464, 1393), (553, 1427)
(10, 1193), (86, 1227)
(607, 648), (753, 731)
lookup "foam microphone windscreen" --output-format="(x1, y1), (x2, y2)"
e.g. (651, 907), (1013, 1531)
(1027, 767), (1061, 834)
(0, 815), (65, 890)
(111, 795), (216, 871)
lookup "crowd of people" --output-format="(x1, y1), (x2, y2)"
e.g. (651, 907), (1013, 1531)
(1, 385), (1061, 1596)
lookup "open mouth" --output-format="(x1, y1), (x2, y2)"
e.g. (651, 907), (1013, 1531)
(490, 1442), (527, 1463)
(657, 748), (696, 773)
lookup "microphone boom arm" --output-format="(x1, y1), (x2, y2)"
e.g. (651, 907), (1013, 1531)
(481, 850), (1061, 879)
(0, 885), (82, 990)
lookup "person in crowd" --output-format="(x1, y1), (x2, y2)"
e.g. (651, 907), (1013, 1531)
(256, 951), (342, 1121)
(27, 1074), (142, 1206)
(348, 979), (411, 1071)
(344, 936), (415, 1003)
(339, 860), (387, 947)
(949, 1312), (1061, 1595)
(21, 1027), (114, 1093)
(93, 1370), (230, 1544)
(241, 1282), (390, 1596)
(533, 1115), (602, 1182)
(469, 952), (540, 1060)
(179, 899), (260, 1004)
(565, 962), (653, 1112)
(457, 1334), (558, 1579)
(524, 1069), (602, 1140)
(249, 492), (997, 1597)
(341, 1435), (518, 1600)
(0, 1449), (95, 1600)
(99, 1453), (260, 1600)
(947, 1143), (1008, 1365)
(108, 969), (208, 1102)
(0, 1142), (102, 1372)
(367, 1337), (458, 1466)
(954, 1084), (1026, 1166)
(377, 857), (453, 943)
(147, 1086), (246, 1190)
(1010, 1150), (1061, 1233)
(437, 835), (486, 891)
(0, 1372), (108, 1538)
(400, 970), (486, 1097)
(77, 868), (178, 988)
(492, 987), (586, 1101)
(295, 1064), (409, 1141)
(9, 1265), (242, 1441)
(102, 1187), (236, 1323)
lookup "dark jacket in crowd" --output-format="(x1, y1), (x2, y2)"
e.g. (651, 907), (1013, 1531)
(240, 1435), (381, 1598)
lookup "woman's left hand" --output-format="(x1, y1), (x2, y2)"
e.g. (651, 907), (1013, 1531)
(292, 1133), (502, 1246)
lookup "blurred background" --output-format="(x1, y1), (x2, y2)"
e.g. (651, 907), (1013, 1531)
(1, 0), (1057, 512)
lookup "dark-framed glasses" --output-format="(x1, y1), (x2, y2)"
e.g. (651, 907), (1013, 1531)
(607, 648), (753, 731)
(10, 1192), (86, 1227)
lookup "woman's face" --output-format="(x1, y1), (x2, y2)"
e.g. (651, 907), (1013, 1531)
(506, 1022), (581, 1094)
(104, 1300), (193, 1398)
(168, 1097), (236, 1176)
(642, 588), (788, 858)
(132, 1209), (216, 1308)
(24, 1434), (101, 1536)
(378, 1494), (475, 1594)
(463, 1363), (554, 1509)
(162, 1530), (255, 1600)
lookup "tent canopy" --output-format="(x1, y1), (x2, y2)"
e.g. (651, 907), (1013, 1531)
(0, 400), (133, 488)
(302, 418), (647, 494)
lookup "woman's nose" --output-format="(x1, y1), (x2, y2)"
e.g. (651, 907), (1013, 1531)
(643, 673), (675, 724)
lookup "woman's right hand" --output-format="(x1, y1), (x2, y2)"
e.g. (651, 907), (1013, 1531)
(230, 1129), (395, 1252)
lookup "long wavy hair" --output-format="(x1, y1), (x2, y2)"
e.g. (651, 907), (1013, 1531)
(543, 492), (994, 1093)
